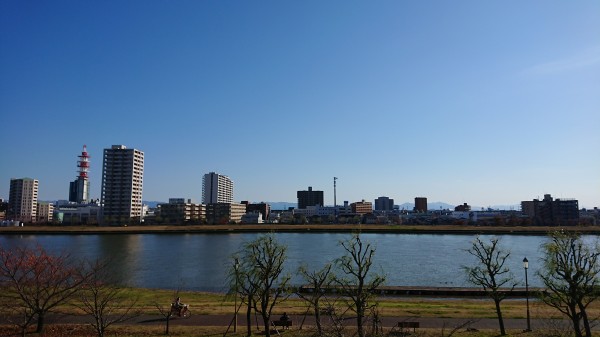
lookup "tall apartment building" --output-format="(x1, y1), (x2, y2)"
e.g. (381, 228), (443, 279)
(414, 197), (428, 213)
(8, 178), (38, 222)
(100, 145), (144, 224)
(69, 145), (90, 203)
(202, 172), (234, 204)
(375, 196), (394, 211)
(297, 186), (324, 209)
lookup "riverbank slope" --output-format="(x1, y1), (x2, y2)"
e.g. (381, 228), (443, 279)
(0, 224), (598, 235)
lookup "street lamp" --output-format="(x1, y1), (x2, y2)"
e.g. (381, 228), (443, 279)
(523, 257), (531, 332)
(234, 258), (239, 333)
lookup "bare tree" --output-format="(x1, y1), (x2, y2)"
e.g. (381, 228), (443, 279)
(538, 232), (600, 337)
(75, 259), (139, 337)
(332, 234), (386, 337)
(463, 236), (516, 335)
(154, 288), (182, 335)
(229, 254), (259, 337)
(0, 245), (85, 335)
(297, 262), (333, 335)
(237, 234), (291, 337)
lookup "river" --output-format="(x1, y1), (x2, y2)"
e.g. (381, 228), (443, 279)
(0, 233), (555, 292)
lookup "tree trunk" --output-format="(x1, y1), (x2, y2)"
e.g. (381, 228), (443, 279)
(356, 304), (365, 337)
(569, 306), (582, 337)
(314, 302), (322, 335)
(578, 301), (592, 337)
(261, 298), (271, 337)
(263, 314), (271, 337)
(164, 315), (170, 335)
(263, 317), (271, 337)
(494, 299), (506, 335)
(36, 312), (45, 333)
(571, 315), (582, 337)
(246, 302), (252, 337)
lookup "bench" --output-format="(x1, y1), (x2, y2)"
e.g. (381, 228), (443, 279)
(390, 321), (419, 336)
(272, 320), (292, 330)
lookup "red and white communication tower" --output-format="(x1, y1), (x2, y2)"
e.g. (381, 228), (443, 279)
(78, 145), (90, 179)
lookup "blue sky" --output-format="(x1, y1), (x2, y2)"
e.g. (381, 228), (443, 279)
(1, 1), (599, 208)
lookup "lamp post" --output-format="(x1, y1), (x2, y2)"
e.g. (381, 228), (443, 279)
(234, 258), (239, 332)
(523, 257), (531, 332)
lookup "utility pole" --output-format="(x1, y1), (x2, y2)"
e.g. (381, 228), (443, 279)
(333, 177), (337, 208)
(334, 177), (338, 220)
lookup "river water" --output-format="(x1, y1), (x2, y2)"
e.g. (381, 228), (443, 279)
(0, 233), (555, 292)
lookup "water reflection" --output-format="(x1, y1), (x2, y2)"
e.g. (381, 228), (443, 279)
(0, 233), (552, 291)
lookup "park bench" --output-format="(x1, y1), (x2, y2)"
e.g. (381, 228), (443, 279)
(389, 321), (420, 336)
(271, 320), (292, 330)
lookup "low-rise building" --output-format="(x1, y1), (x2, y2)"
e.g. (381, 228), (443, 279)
(241, 211), (264, 224)
(37, 202), (54, 222)
(375, 196), (394, 211)
(0, 198), (7, 221)
(54, 201), (101, 225)
(206, 203), (247, 224)
(158, 199), (206, 224)
(351, 200), (373, 215)
(241, 201), (270, 221)
(454, 203), (471, 212)
(521, 194), (579, 225)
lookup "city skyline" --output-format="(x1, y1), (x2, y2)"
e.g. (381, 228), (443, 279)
(1, 2), (598, 208)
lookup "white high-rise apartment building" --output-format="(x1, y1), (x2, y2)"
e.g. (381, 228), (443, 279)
(101, 145), (144, 223)
(202, 172), (233, 204)
(8, 178), (38, 222)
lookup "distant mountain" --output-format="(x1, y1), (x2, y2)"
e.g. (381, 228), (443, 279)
(268, 202), (298, 210)
(397, 202), (521, 211)
(396, 201), (455, 211)
(143, 201), (166, 208)
(471, 204), (521, 211)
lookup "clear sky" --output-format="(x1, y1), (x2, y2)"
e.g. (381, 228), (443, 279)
(1, 1), (599, 209)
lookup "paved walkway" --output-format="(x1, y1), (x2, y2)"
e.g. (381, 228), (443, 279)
(36, 313), (574, 332)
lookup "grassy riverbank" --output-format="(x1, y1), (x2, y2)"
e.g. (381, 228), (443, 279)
(52, 287), (581, 319)
(3, 288), (598, 337)
(1, 224), (599, 235)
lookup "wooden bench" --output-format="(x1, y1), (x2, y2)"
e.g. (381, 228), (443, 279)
(272, 320), (292, 330)
(390, 321), (419, 336)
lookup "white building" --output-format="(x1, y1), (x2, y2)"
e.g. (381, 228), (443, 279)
(241, 211), (264, 224)
(202, 172), (233, 204)
(101, 145), (144, 224)
(8, 178), (38, 222)
(37, 202), (54, 222)
(451, 211), (476, 221)
(292, 203), (352, 217)
(54, 202), (101, 225)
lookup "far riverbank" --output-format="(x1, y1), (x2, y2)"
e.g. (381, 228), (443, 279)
(0, 224), (598, 235)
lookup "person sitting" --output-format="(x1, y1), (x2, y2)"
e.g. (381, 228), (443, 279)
(280, 312), (289, 322)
